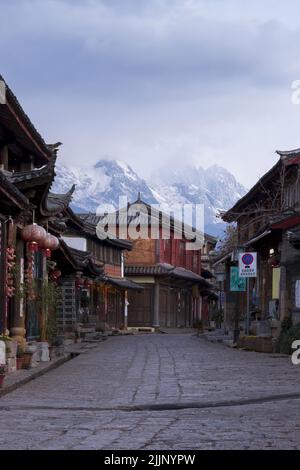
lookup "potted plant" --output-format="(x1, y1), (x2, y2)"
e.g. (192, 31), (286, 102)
(22, 348), (33, 370)
(0, 364), (6, 388)
(193, 319), (204, 335)
(16, 344), (24, 370)
(0, 334), (12, 356)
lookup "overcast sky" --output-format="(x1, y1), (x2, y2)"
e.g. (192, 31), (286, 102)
(1, 0), (300, 186)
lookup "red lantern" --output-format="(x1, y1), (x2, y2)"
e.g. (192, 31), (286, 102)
(43, 248), (52, 258)
(39, 233), (59, 251)
(48, 235), (59, 250)
(21, 223), (46, 243)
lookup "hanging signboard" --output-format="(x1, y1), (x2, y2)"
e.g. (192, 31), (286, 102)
(238, 252), (257, 278)
(230, 266), (246, 291)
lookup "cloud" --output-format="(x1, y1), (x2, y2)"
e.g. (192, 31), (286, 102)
(1, 0), (300, 186)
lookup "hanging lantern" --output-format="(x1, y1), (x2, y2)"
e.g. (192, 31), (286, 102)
(21, 223), (46, 244)
(39, 233), (59, 251)
(43, 248), (52, 258)
(48, 235), (59, 250)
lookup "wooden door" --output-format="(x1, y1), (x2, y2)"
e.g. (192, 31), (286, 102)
(159, 286), (169, 327)
(106, 289), (123, 329)
(128, 286), (153, 326)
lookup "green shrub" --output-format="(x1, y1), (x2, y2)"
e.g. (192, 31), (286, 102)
(212, 308), (224, 328)
(278, 323), (300, 354)
(281, 316), (293, 334)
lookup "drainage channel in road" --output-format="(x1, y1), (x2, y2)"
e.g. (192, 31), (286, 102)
(1, 391), (300, 413)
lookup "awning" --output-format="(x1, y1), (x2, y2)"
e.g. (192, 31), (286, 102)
(170, 266), (212, 288)
(102, 276), (144, 290)
(125, 263), (211, 288)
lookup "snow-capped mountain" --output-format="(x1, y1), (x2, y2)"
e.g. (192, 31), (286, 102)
(53, 159), (247, 237)
(149, 163), (246, 236)
(54, 160), (157, 213)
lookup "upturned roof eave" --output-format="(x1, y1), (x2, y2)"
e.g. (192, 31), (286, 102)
(223, 149), (300, 223)
(0, 74), (53, 162)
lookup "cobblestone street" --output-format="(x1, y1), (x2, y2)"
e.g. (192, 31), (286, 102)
(1, 333), (300, 450)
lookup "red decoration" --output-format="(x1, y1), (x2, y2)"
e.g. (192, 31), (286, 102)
(75, 278), (84, 288)
(50, 270), (62, 282)
(44, 248), (52, 258)
(25, 251), (36, 301)
(6, 247), (16, 298)
(84, 279), (93, 288)
(28, 242), (39, 253)
(21, 223), (46, 243)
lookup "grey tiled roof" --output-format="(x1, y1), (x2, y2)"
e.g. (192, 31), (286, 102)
(0, 170), (30, 209)
(125, 263), (212, 287)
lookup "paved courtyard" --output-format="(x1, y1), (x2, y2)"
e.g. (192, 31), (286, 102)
(0, 333), (300, 450)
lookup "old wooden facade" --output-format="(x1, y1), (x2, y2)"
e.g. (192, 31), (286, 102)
(95, 199), (216, 328)
(57, 209), (142, 331)
(0, 75), (74, 343)
(221, 148), (300, 332)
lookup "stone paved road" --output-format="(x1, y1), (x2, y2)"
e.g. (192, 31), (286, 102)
(0, 333), (300, 449)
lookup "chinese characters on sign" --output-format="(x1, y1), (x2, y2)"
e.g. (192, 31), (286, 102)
(238, 252), (257, 278)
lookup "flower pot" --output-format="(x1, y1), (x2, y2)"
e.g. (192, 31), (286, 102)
(49, 346), (56, 361)
(16, 357), (23, 370)
(21, 352), (33, 369)
(0, 374), (5, 388)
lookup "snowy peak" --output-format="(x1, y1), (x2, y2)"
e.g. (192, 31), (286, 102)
(94, 160), (137, 182)
(53, 159), (157, 213)
(53, 158), (247, 236)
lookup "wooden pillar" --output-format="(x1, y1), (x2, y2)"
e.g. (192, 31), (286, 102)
(167, 288), (171, 327)
(124, 290), (129, 330)
(41, 251), (48, 341)
(279, 234), (288, 320)
(153, 280), (160, 328)
(0, 219), (7, 334)
(199, 295), (202, 321)
(11, 240), (26, 344)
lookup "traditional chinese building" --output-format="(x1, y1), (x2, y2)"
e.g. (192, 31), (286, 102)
(93, 198), (216, 329)
(221, 148), (300, 334)
(0, 75), (75, 343)
(57, 208), (142, 331)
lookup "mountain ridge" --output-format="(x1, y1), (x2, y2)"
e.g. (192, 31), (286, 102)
(53, 159), (247, 237)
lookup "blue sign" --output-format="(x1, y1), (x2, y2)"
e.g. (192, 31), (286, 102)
(230, 267), (246, 292)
